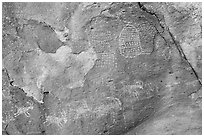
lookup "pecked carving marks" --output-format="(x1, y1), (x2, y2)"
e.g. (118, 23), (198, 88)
(119, 24), (142, 58)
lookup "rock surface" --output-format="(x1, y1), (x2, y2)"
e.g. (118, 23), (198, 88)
(2, 2), (202, 135)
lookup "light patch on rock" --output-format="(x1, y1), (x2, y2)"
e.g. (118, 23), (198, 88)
(20, 45), (97, 102)
(76, 47), (98, 75)
(49, 45), (72, 64)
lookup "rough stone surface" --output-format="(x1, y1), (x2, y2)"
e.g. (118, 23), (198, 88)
(2, 2), (202, 135)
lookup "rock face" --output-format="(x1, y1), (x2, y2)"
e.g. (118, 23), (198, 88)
(2, 2), (202, 135)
